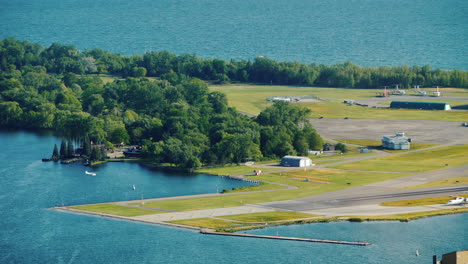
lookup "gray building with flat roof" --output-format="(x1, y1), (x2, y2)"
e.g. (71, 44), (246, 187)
(382, 132), (411, 150)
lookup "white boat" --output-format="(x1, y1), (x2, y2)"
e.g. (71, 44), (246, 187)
(85, 171), (96, 176)
(132, 184), (136, 190)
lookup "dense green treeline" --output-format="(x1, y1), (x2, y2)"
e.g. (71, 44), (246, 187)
(0, 38), (323, 168)
(1, 38), (467, 89)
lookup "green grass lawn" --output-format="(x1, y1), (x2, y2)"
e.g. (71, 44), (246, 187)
(348, 208), (468, 222)
(381, 194), (468, 207)
(221, 182), (285, 193)
(313, 151), (378, 161)
(400, 177), (468, 189)
(330, 144), (468, 172)
(334, 139), (438, 153)
(168, 211), (320, 231)
(69, 204), (162, 217)
(139, 169), (409, 211)
(219, 211), (319, 222)
(303, 102), (468, 121)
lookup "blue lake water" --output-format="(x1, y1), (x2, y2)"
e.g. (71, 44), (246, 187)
(0, 130), (467, 264)
(1, 0), (467, 69)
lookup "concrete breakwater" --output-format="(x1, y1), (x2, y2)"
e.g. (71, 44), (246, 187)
(201, 229), (372, 246)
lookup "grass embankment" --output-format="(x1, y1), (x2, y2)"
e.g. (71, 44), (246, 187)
(330, 144), (468, 172)
(335, 139), (438, 153)
(69, 204), (162, 217)
(304, 102), (468, 121)
(138, 169), (409, 211)
(169, 211), (321, 231)
(400, 177), (468, 189)
(171, 209), (468, 230)
(381, 194), (468, 207)
(169, 218), (253, 230)
(348, 208), (468, 222)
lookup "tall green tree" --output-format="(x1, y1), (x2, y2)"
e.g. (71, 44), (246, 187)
(90, 146), (102, 161)
(82, 135), (92, 157)
(67, 140), (74, 158)
(59, 139), (67, 160)
(51, 144), (59, 161)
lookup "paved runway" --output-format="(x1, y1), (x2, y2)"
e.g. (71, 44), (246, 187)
(312, 118), (468, 144)
(255, 186), (468, 211)
(255, 165), (468, 212)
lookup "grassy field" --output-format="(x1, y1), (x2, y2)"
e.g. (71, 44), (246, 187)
(334, 139), (438, 152)
(348, 208), (468, 222)
(303, 102), (468, 121)
(330, 144), (468, 172)
(168, 211), (319, 230)
(169, 218), (253, 230)
(209, 84), (468, 121)
(381, 194), (468, 207)
(400, 177), (468, 189)
(221, 182), (285, 193)
(138, 169), (409, 211)
(209, 84), (378, 115)
(313, 151), (378, 161)
(69, 204), (161, 217)
(219, 211), (319, 222)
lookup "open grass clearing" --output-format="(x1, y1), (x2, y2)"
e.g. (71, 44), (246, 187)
(219, 211), (319, 222)
(69, 204), (162, 217)
(330, 144), (468, 173)
(400, 177), (468, 189)
(381, 194), (468, 207)
(303, 102), (468, 121)
(334, 139), (438, 153)
(139, 169), (409, 211)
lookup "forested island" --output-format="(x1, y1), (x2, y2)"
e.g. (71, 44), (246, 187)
(1, 38), (467, 168)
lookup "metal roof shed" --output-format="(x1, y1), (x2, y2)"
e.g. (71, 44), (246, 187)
(280, 156), (312, 167)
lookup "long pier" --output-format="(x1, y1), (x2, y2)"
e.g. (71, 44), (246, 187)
(200, 229), (371, 246)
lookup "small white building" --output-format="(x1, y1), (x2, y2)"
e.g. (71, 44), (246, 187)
(280, 156), (312, 167)
(382, 132), (411, 150)
(271, 97), (291, 102)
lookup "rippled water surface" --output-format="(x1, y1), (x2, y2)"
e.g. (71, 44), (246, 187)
(1, 0), (467, 69)
(0, 131), (466, 264)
